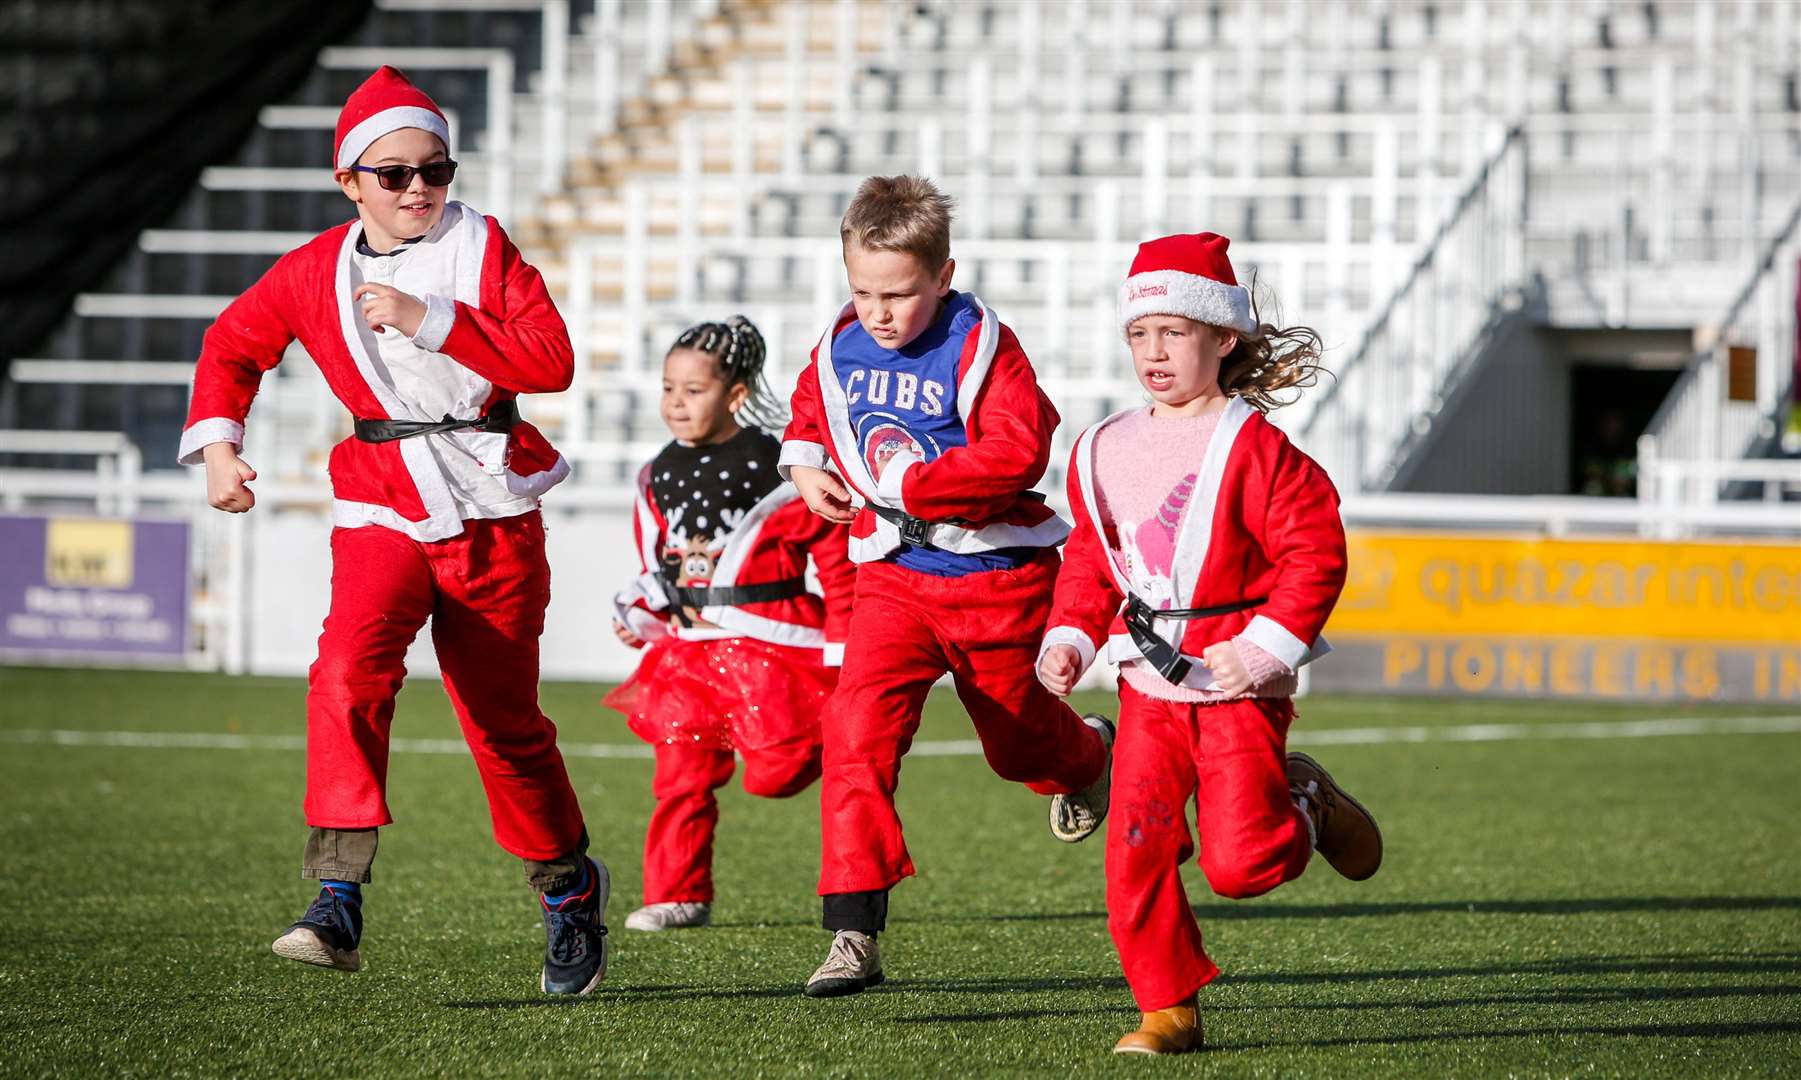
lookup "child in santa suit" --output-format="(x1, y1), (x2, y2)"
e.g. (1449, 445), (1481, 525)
(180, 66), (607, 996)
(1037, 232), (1384, 1054)
(783, 176), (1113, 997)
(606, 316), (852, 932)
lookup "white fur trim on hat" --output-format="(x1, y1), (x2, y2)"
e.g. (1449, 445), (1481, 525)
(1118, 269), (1257, 337)
(337, 106), (451, 169)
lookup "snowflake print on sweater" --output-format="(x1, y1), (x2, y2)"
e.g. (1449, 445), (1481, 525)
(648, 427), (782, 615)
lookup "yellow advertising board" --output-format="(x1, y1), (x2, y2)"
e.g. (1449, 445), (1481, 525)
(1314, 532), (1801, 703)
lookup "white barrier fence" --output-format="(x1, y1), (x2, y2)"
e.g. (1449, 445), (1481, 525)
(1, 436), (1795, 679)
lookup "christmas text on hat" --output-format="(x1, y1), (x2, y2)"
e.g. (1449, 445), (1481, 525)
(1117, 232), (1258, 338)
(334, 66), (451, 169)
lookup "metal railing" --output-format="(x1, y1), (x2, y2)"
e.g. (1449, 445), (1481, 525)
(1636, 458), (1801, 540)
(0, 431), (146, 517)
(1294, 124), (1528, 493)
(1636, 196), (1801, 498)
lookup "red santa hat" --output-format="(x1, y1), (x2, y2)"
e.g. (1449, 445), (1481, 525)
(333, 66), (451, 169)
(1117, 232), (1258, 338)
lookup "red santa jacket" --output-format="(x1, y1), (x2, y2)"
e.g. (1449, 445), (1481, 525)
(777, 297), (1070, 564)
(1043, 396), (1346, 692)
(614, 462), (855, 662)
(179, 203), (572, 542)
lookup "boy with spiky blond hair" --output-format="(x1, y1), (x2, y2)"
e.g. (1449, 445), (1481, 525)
(780, 175), (1113, 997)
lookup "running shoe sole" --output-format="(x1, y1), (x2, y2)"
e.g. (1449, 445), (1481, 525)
(272, 926), (359, 972)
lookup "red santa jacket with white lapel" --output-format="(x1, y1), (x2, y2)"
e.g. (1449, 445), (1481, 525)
(1043, 396), (1347, 692)
(777, 297), (1070, 564)
(614, 463), (854, 662)
(179, 203), (572, 542)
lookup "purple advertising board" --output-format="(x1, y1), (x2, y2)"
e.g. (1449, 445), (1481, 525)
(0, 514), (191, 661)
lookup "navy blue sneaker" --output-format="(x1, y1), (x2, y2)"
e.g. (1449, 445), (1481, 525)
(272, 884), (362, 972)
(540, 858), (609, 995)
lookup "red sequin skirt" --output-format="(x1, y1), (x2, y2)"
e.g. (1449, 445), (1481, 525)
(603, 634), (835, 752)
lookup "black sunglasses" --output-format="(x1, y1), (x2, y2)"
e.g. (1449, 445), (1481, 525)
(350, 160), (458, 191)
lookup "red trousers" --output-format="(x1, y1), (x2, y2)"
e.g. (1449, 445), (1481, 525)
(303, 513), (586, 863)
(1107, 681), (1313, 1010)
(819, 552), (1108, 895)
(644, 740), (821, 903)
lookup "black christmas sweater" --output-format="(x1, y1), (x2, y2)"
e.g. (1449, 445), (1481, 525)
(648, 426), (783, 590)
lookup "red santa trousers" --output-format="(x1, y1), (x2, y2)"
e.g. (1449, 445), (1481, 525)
(604, 635), (831, 903)
(1107, 680), (1313, 1011)
(303, 512), (586, 862)
(818, 551), (1108, 895)
(642, 739), (821, 903)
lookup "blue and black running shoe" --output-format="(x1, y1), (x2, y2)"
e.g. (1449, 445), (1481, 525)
(272, 884), (363, 972)
(540, 858), (609, 995)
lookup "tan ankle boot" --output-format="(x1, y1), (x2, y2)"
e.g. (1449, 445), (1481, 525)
(1113, 997), (1202, 1054)
(1288, 752), (1383, 881)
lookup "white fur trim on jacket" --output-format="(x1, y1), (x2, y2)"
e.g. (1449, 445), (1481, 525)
(505, 453), (571, 499)
(874, 453), (920, 509)
(612, 568), (672, 644)
(777, 439), (831, 481)
(1038, 625), (1099, 679)
(1239, 613), (1332, 670)
(411, 292), (456, 353)
(177, 417), (246, 466)
(1118, 268), (1256, 336)
(337, 106), (451, 169)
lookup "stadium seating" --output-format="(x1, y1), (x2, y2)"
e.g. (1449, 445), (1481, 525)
(2, 0), (1798, 505)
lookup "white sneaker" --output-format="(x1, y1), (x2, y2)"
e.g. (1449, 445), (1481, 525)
(803, 930), (884, 998)
(624, 901), (711, 931)
(1050, 714), (1115, 843)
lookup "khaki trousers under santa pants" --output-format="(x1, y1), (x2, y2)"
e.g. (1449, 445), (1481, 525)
(302, 512), (587, 887)
(1107, 682), (1312, 1011)
(817, 552), (1108, 896)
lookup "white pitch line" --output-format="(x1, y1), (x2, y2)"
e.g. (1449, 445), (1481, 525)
(0, 715), (1796, 759)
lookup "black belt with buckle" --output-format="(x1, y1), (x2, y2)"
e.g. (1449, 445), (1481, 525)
(661, 571), (809, 626)
(1122, 593), (1267, 684)
(354, 399), (519, 443)
(865, 490), (1048, 551)
(868, 503), (935, 547)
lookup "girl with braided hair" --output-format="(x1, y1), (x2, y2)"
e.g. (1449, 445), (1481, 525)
(605, 316), (853, 931)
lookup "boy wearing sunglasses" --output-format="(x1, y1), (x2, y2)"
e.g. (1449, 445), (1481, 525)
(179, 66), (609, 996)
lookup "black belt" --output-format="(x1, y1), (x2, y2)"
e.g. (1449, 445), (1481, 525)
(662, 572), (809, 626)
(865, 490), (1048, 551)
(354, 399), (518, 443)
(868, 503), (937, 547)
(1122, 593), (1267, 684)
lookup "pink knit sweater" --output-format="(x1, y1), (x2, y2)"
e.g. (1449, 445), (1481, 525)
(1092, 406), (1297, 702)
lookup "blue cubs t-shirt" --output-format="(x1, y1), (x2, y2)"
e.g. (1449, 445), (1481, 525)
(832, 291), (1031, 577)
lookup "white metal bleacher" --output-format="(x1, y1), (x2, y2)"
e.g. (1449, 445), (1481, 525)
(8, 0), (1800, 508)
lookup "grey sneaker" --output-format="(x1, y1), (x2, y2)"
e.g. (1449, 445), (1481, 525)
(1050, 714), (1115, 842)
(624, 901), (711, 931)
(803, 930), (884, 998)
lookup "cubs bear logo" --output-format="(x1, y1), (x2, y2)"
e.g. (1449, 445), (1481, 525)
(857, 413), (941, 480)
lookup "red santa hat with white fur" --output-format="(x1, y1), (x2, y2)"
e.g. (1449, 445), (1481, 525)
(1117, 231), (1259, 338)
(333, 66), (451, 169)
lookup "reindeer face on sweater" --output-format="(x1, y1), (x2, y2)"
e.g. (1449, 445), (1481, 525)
(649, 426), (784, 592)
(662, 534), (724, 588)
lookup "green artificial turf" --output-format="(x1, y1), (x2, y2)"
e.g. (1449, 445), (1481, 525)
(1, 666), (1797, 1077)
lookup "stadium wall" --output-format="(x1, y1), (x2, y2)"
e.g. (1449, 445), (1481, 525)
(242, 509), (637, 682)
(1312, 531), (1801, 704)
